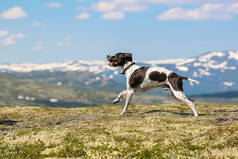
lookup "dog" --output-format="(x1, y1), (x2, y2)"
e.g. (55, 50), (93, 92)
(107, 53), (199, 116)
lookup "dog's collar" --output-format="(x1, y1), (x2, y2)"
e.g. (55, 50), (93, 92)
(121, 62), (135, 74)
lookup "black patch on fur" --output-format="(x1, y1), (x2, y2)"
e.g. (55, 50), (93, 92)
(161, 84), (170, 89)
(129, 67), (149, 88)
(168, 72), (187, 91)
(188, 98), (195, 102)
(149, 71), (167, 82)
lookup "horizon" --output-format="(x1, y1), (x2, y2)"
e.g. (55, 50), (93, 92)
(1, 0), (238, 64)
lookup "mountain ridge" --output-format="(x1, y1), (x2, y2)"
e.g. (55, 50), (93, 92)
(1, 50), (238, 94)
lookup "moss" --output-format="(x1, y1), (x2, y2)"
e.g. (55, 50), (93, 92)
(0, 140), (46, 159)
(16, 129), (32, 137)
(1, 104), (238, 158)
(56, 133), (87, 158)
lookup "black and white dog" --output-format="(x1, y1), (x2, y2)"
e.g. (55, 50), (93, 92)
(107, 53), (199, 116)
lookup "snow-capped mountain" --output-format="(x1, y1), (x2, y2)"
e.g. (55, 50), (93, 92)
(1, 50), (238, 94)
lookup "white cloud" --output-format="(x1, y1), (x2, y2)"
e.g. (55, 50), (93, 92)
(56, 42), (71, 47)
(65, 36), (72, 41)
(91, 0), (145, 12)
(32, 46), (44, 51)
(149, 0), (197, 4)
(75, 12), (91, 19)
(36, 41), (43, 45)
(0, 7), (27, 19)
(0, 30), (8, 37)
(91, 0), (238, 20)
(148, 0), (237, 5)
(122, 5), (147, 12)
(0, 33), (25, 46)
(10, 33), (26, 39)
(102, 11), (125, 19)
(113, 0), (138, 4)
(157, 3), (232, 20)
(32, 41), (44, 51)
(92, 1), (116, 12)
(201, 3), (224, 11)
(228, 2), (238, 14)
(223, 81), (234, 87)
(1, 38), (16, 46)
(32, 21), (46, 27)
(44, 3), (62, 8)
(91, 0), (147, 19)
(77, 6), (90, 11)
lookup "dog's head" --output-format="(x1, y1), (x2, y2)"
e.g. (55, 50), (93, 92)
(107, 53), (133, 67)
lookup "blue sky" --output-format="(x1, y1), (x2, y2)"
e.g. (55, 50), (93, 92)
(0, 0), (238, 64)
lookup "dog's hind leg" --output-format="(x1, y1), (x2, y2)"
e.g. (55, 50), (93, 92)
(167, 74), (198, 116)
(113, 90), (128, 104)
(121, 90), (134, 115)
(169, 88), (198, 117)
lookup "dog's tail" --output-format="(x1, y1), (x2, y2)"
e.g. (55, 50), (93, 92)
(178, 75), (200, 85)
(187, 78), (200, 85)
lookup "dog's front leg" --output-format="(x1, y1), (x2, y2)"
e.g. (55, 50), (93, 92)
(113, 90), (128, 104)
(121, 90), (134, 115)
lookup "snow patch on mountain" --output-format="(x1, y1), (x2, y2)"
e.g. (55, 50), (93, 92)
(198, 69), (211, 76)
(192, 54), (236, 72)
(198, 52), (225, 62)
(193, 62), (202, 67)
(113, 71), (119, 75)
(0, 61), (116, 73)
(1, 50), (238, 94)
(0, 51), (237, 81)
(202, 61), (236, 70)
(223, 81), (235, 87)
(176, 58), (196, 66)
(144, 59), (185, 65)
(228, 51), (238, 61)
(192, 71), (198, 77)
(77, 60), (105, 65)
(176, 66), (188, 72)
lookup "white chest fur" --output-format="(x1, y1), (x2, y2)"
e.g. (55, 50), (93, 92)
(125, 65), (141, 89)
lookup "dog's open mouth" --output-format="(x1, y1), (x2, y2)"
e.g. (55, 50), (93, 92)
(107, 55), (118, 67)
(108, 61), (116, 66)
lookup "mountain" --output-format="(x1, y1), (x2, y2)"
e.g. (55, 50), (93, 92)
(1, 50), (238, 94)
(190, 91), (238, 105)
(0, 73), (168, 107)
(0, 73), (98, 107)
(192, 91), (238, 99)
(11, 71), (124, 93)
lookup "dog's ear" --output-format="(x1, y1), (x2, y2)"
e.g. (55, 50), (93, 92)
(124, 53), (132, 61)
(116, 53), (132, 61)
(124, 53), (132, 58)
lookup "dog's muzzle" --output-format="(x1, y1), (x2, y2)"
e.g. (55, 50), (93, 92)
(107, 55), (117, 67)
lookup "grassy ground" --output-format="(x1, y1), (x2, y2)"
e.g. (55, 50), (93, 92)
(0, 104), (238, 159)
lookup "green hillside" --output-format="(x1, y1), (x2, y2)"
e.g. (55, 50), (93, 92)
(10, 71), (124, 92)
(0, 73), (96, 107)
(1, 104), (238, 158)
(0, 73), (168, 108)
(2, 71), (238, 109)
(9, 71), (238, 105)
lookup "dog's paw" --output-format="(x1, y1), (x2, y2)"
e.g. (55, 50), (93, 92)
(194, 113), (199, 117)
(164, 88), (170, 91)
(113, 99), (120, 104)
(120, 111), (126, 115)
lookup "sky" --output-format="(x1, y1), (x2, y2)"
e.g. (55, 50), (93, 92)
(0, 0), (238, 64)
